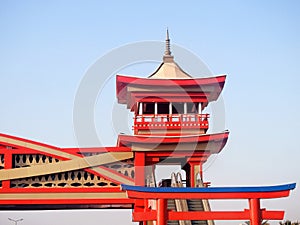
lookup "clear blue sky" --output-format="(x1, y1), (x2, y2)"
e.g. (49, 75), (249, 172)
(0, 1), (299, 225)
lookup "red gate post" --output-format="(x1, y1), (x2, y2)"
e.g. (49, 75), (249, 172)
(157, 198), (167, 225)
(249, 198), (261, 225)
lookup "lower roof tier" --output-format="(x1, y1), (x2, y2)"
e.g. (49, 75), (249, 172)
(117, 131), (229, 153)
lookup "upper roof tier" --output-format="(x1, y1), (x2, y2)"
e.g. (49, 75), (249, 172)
(116, 31), (227, 109)
(116, 75), (226, 105)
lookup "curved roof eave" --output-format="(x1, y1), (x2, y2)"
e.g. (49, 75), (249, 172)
(116, 74), (227, 104)
(117, 130), (229, 147)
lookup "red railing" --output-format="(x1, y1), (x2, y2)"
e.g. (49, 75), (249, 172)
(133, 114), (209, 133)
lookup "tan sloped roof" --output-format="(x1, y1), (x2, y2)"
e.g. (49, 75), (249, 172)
(148, 57), (193, 79)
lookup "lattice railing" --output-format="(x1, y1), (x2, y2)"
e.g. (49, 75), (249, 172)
(10, 169), (118, 188)
(13, 154), (60, 168)
(9, 153), (133, 188)
(104, 159), (135, 179)
(75, 153), (135, 179)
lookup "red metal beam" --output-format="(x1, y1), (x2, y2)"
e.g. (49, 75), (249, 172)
(0, 198), (134, 205)
(0, 187), (122, 193)
(132, 210), (284, 222)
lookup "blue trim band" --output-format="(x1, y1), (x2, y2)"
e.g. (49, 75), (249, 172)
(121, 183), (296, 193)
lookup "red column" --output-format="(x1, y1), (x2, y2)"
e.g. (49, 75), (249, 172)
(189, 163), (195, 187)
(134, 152), (147, 223)
(249, 198), (261, 225)
(187, 161), (203, 187)
(157, 199), (167, 225)
(2, 151), (12, 188)
(134, 152), (146, 186)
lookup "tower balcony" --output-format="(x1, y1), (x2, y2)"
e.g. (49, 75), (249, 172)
(133, 114), (209, 135)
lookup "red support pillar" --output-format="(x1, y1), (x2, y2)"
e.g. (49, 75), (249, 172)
(134, 152), (146, 186)
(249, 198), (261, 225)
(157, 199), (167, 225)
(189, 163), (195, 187)
(187, 161), (203, 187)
(134, 152), (147, 224)
(2, 151), (12, 188)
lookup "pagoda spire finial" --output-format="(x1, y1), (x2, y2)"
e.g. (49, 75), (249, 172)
(165, 28), (171, 56)
(163, 28), (174, 62)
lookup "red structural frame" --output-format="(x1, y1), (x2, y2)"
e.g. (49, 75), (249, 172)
(0, 133), (134, 208)
(0, 130), (229, 208)
(122, 184), (296, 225)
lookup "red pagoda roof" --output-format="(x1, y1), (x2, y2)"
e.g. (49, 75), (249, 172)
(116, 74), (226, 106)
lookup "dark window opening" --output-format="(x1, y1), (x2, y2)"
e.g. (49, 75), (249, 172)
(158, 103), (169, 114)
(143, 103), (154, 114)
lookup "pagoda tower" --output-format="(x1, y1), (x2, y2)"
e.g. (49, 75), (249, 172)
(116, 31), (229, 188)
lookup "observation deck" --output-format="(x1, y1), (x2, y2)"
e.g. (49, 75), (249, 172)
(134, 114), (209, 135)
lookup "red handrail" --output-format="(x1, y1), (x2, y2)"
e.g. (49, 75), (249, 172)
(134, 114), (209, 123)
